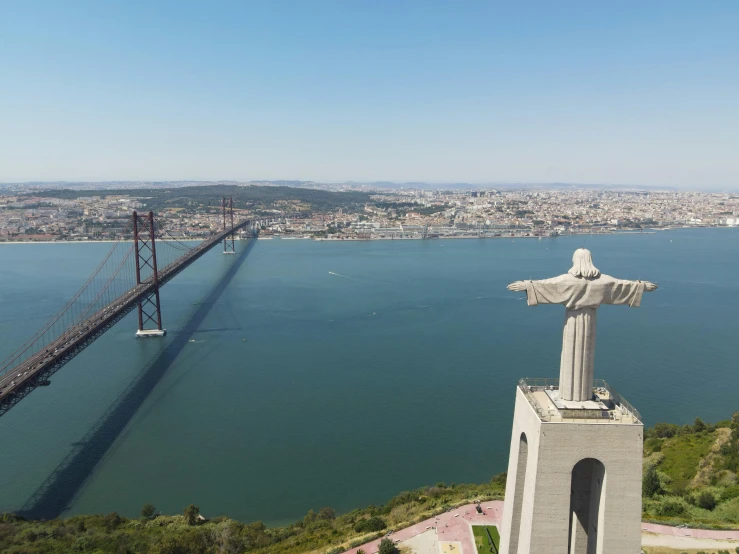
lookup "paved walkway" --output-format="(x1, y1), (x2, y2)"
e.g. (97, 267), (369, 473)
(343, 502), (502, 554)
(642, 532), (739, 550)
(641, 521), (739, 540)
(400, 530), (439, 554)
(343, 501), (739, 554)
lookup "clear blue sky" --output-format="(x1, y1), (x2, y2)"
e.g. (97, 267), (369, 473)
(1, 1), (738, 188)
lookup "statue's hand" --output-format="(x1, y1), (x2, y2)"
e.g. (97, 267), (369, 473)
(643, 281), (658, 292)
(507, 281), (527, 292)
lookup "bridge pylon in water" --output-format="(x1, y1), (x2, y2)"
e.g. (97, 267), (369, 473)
(222, 196), (236, 254)
(132, 210), (166, 337)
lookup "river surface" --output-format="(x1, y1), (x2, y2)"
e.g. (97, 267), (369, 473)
(0, 229), (737, 525)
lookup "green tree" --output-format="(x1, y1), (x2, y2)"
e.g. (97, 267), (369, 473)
(154, 531), (208, 554)
(354, 516), (386, 533)
(242, 521), (270, 550)
(642, 464), (661, 498)
(697, 491), (717, 511)
(649, 422), (679, 438)
(378, 538), (399, 554)
(491, 472), (507, 486)
(103, 512), (124, 532)
(184, 504), (200, 526)
(154, 536), (189, 554)
(656, 498), (685, 516)
(318, 507), (336, 520)
(694, 417), (707, 432)
(141, 503), (156, 519)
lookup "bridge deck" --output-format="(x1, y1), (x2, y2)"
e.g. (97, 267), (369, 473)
(0, 219), (257, 417)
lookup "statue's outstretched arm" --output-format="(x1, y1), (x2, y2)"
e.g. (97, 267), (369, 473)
(643, 281), (658, 292)
(507, 281), (527, 292)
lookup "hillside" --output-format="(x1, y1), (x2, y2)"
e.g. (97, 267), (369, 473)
(0, 481), (505, 554)
(0, 414), (737, 553)
(24, 185), (373, 215)
(642, 412), (739, 527)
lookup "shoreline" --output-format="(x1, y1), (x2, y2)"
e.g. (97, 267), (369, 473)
(0, 239), (207, 245)
(309, 230), (657, 241)
(1, 226), (734, 245)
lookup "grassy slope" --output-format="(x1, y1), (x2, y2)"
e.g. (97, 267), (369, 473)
(642, 413), (739, 528)
(658, 432), (717, 491)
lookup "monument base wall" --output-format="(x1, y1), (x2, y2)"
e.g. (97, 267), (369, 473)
(498, 387), (643, 554)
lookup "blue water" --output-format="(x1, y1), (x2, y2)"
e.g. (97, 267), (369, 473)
(0, 229), (737, 525)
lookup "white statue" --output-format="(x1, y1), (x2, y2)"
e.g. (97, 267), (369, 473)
(507, 248), (657, 402)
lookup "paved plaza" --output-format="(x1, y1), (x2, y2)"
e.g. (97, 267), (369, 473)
(343, 502), (502, 554)
(343, 501), (739, 554)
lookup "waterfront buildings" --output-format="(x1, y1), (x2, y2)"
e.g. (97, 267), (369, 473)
(1, 185), (737, 241)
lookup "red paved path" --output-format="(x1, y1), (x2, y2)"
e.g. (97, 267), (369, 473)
(343, 502), (502, 554)
(641, 522), (739, 540)
(343, 501), (739, 554)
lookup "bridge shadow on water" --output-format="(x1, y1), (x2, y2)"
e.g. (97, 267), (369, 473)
(20, 239), (256, 519)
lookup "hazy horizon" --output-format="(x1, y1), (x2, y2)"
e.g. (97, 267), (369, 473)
(1, 1), (737, 188)
(0, 179), (734, 193)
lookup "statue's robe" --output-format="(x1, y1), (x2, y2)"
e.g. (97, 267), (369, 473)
(524, 274), (645, 401)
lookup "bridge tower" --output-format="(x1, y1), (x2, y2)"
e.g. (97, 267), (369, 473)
(223, 196), (236, 254)
(132, 211), (166, 337)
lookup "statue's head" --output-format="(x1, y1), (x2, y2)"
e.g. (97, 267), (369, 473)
(569, 248), (600, 279)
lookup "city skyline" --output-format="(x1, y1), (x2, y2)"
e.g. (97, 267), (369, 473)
(1, 1), (738, 188)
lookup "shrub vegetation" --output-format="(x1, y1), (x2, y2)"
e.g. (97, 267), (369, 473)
(0, 481), (504, 553)
(1, 412), (737, 553)
(642, 411), (739, 527)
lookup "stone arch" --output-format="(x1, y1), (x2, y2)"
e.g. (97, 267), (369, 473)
(508, 432), (528, 554)
(568, 457), (606, 554)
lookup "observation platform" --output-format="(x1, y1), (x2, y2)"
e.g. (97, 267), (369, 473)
(518, 377), (641, 424)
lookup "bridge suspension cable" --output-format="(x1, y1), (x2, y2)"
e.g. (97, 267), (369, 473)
(0, 208), (275, 417)
(158, 228), (198, 252)
(0, 231), (136, 377)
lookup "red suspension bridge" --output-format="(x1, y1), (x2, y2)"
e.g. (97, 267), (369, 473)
(0, 198), (280, 417)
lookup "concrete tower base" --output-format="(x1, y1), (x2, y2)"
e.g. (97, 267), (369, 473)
(135, 329), (167, 337)
(499, 380), (643, 554)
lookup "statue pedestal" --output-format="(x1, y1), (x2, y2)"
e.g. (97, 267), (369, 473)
(499, 380), (643, 554)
